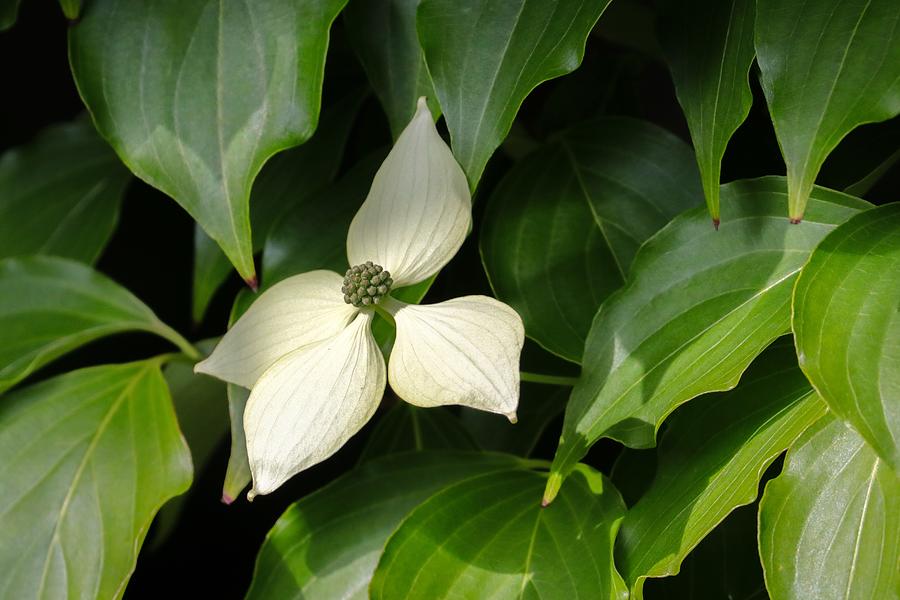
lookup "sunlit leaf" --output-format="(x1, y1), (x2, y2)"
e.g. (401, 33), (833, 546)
(418, 0), (611, 187)
(614, 339), (826, 598)
(246, 452), (522, 600)
(191, 91), (364, 322)
(371, 465), (628, 600)
(0, 361), (192, 598)
(759, 414), (900, 599)
(793, 203), (900, 474)
(544, 178), (868, 503)
(69, 0), (348, 282)
(755, 0), (900, 221)
(0, 256), (194, 394)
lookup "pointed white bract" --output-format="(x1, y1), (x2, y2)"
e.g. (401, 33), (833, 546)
(195, 271), (358, 388)
(385, 296), (524, 422)
(346, 97), (471, 287)
(199, 98), (525, 498)
(244, 312), (385, 498)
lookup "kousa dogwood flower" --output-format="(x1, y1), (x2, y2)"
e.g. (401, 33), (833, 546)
(196, 98), (524, 499)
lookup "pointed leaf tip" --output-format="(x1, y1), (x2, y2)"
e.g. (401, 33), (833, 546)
(221, 493), (234, 505)
(712, 218), (720, 230)
(789, 217), (802, 224)
(245, 275), (259, 292)
(542, 471), (562, 506)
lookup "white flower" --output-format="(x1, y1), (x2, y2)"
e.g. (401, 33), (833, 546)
(196, 98), (524, 498)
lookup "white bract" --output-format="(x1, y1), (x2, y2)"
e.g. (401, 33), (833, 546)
(196, 98), (524, 498)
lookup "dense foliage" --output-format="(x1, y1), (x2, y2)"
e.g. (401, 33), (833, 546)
(0, 0), (898, 598)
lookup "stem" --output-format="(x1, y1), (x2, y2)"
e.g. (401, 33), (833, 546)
(520, 371), (578, 387)
(153, 323), (202, 361)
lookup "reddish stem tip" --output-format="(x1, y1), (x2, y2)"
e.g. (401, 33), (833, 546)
(712, 218), (720, 231)
(789, 217), (802, 225)
(245, 275), (259, 292)
(221, 493), (234, 505)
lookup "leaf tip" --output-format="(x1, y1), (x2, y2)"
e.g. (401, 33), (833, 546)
(221, 493), (234, 505)
(712, 218), (720, 231)
(789, 216), (803, 225)
(542, 472), (562, 507)
(245, 275), (259, 292)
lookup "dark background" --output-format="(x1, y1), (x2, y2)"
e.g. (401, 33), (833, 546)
(2, 1), (896, 598)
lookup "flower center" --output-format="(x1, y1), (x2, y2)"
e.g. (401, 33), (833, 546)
(342, 261), (393, 307)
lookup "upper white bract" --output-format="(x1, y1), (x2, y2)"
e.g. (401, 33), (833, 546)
(196, 98), (524, 498)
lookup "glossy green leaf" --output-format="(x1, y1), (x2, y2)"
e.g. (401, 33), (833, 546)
(222, 383), (251, 504)
(0, 119), (130, 264)
(793, 203), (900, 475)
(191, 91), (364, 322)
(262, 150), (384, 287)
(360, 403), (477, 461)
(659, 0), (755, 224)
(544, 177), (869, 503)
(418, 0), (611, 188)
(0, 361), (192, 598)
(755, 0), (900, 221)
(0, 256), (196, 394)
(642, 504), (766, 600)
(371, 465), (628, 599)
(759, 414), (900, 599)
(481, 117), (701, 362)
(68, 0), (348, 283)
(614, 339), (827, 598)
(246, 451), (522, 600)
(343, 0), (439, 138)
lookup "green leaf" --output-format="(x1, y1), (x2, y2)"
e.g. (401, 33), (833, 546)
(68, 0), (348, 283)
(0, 0), (20, 30)
(0, 118), (130, 264)
(262, 150), (385, 287)
(418, 0), (612, 188)
(191, 91), (364, 322)
(343, 0), (439, 139)
(641, 504), (766, 600)
(0, 256), (196, 394)
(222, 383), (251, 504)
(371, 465), (628, 599)
(459, 381), (568, 456)
(614, 339), (827, 598)
(544, 177), (869, 503)
(246, 451), (522, 600)
(59, 0), (81, 20)
(759, 414), (900, 599)
(659, 0), (755, 224)
(0, 361), (192, 598)
(360, 403), (478, 461)
(481, 117), (702, 362)
(152, 341), (228, 543)
(793, 203), (900, 475)
(755, 0), (900, 221)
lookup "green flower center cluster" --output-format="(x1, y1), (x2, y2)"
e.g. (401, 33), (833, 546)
(342, 262), (393, 307)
